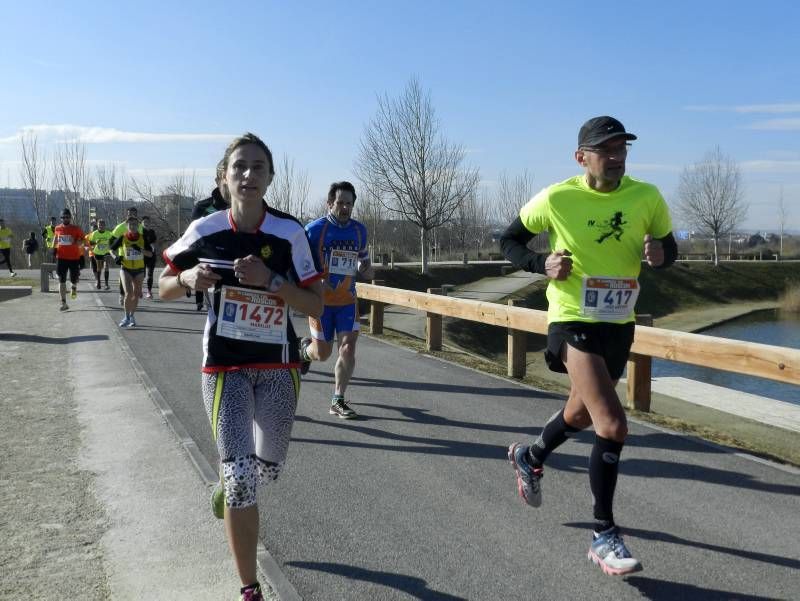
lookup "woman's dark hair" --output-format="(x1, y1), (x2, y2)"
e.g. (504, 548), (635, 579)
(327, 181), (357, 204)
(221, 133), (275, 177)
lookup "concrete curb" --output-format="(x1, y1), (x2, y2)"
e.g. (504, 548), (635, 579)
(93, 294), (303, 601)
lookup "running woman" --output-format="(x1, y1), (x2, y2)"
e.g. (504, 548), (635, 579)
(160, 133), (323, 601)
(0, 218), (16, 277)
(53, 209), (86, 311)
(22, 231), (38, 268)
(86, 219), (114, 290)
(500, 116), (677, 575)
(110, 207), (144, 305)
(110, 216), (149, 327)
(299, 181), (374, 419)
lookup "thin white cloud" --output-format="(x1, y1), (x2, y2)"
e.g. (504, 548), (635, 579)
(0, 124), (235, 144)
(627, 162), (682, 173)
(740, 160), (800, 173)
(746, 118), (800, 131)
(684, 103), (800, 114)
(127, 167), (218, 179)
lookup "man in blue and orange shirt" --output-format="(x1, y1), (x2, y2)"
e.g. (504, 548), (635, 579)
(300, 181), (374, 419)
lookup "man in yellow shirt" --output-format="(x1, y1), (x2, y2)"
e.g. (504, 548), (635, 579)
(501, 116), (677, 576)
(86, 218), (114, 290)
(0, 218), (16, 277)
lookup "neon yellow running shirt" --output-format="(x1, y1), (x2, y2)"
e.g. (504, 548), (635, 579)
(87, 230), (114, 256)
(519, 175), (672, 324)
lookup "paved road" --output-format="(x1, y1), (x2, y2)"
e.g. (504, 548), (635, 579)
(94, 286), (800, 601)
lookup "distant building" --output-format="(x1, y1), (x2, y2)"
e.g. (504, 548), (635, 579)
(0, 188), (68, 223)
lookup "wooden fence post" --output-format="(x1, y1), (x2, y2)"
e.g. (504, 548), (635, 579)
(369, 280), (385, 334)
(507, 299), (526, 378)
(626, 314), (653, 412)
(426, 287), (443, 351)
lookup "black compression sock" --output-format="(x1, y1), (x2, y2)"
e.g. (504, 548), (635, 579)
(590, 435), (624, 532)
(528, 408), (581, 466)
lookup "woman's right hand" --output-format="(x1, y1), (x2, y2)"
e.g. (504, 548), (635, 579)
(182, 265), (221, 291)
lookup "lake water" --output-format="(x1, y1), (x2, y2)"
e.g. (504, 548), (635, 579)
(651, 309), (800, 405)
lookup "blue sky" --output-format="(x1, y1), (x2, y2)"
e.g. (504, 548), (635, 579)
(1, 0), (799, 230)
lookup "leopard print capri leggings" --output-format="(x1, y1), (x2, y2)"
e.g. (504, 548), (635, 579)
(202, 368), (300, 509)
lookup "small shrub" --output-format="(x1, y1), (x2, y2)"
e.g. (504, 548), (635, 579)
(779, 283), (800, 312)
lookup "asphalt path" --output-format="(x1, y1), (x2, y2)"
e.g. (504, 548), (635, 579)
(96, 286), (800, 601)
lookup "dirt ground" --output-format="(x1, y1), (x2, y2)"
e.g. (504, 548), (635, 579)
(0, 319), (111, 599)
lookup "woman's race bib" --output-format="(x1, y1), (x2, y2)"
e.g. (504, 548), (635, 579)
(125, 247), (143, 261)
(218, 285), (287, 344)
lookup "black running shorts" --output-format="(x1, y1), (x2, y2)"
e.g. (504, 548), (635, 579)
(545, 321), (636, 381)
(56, 259), (81, 284)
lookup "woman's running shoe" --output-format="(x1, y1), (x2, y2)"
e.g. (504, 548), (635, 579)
(240, 583), (264, 601)
(118, 316), (131, 327)
(211, 482), (224, 519)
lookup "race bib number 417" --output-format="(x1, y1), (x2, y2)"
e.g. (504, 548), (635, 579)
(580, 277), (639, 320)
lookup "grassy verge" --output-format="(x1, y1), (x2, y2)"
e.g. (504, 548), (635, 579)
(0, 277), (38, 288)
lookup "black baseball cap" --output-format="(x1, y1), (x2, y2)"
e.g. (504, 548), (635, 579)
(578, 116), (637, 148)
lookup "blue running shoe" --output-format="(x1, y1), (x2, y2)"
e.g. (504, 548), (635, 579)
(126, 316), (136, 328)
(118, 316), (130, 327)
(507, 443), (543, 507)
(588, 526), (642, 575)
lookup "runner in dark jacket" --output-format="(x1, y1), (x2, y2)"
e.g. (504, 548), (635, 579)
(189, 160), (229, 310)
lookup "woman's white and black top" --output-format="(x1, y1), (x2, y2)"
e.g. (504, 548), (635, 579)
(163, 205), (322, 372)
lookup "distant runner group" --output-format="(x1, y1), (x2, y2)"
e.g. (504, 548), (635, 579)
(5, 115), (676, 600)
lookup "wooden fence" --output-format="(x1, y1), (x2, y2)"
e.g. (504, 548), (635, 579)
(356, 281), (800, 412)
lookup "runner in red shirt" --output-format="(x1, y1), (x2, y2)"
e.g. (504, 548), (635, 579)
(53, 208), (86, 311)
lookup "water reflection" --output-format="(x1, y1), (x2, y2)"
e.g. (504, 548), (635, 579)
(651, 309), (800, 405)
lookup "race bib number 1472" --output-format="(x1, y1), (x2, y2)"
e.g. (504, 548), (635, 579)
(218, 285), (287, 344)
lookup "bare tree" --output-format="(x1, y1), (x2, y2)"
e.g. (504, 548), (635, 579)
(128, 174), (175, 238)
(52, 140), (92, 226)
(19, 132), (49, 230)
(266, 155), (311, 219)
(355, 78), (480, 273)
(94, 163), (130, 224)
(778, 186), (788, 257)
(450, 194), (489, 252)
(494, 170), (535, 224)
(354, 177), (386, 259)
(677, 147), (747, 266)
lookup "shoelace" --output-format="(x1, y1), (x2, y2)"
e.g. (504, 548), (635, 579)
(607, 533), (632, 558)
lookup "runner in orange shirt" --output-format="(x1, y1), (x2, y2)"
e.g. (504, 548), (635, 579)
(53, 208), (86, 311)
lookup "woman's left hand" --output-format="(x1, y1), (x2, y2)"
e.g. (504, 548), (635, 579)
(234, 255), (285, 292)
